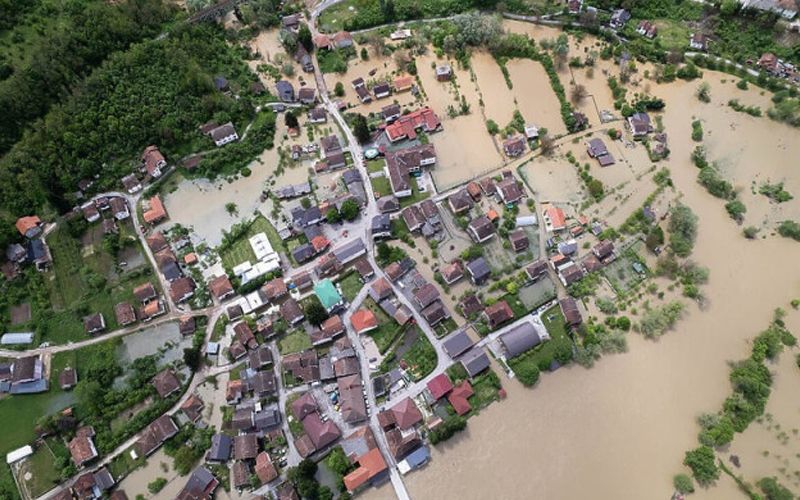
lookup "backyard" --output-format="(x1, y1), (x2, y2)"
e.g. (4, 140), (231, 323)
(600, 242), (650, 295)
(17, 438), (68, 499)
(219, 215), (284, 270)
(507, 305), (573, 377)
(278, 329), (312, 355)
(337, 271), (363, 303)
(362, 298), (404, 354)
(397, 330), (437, 382)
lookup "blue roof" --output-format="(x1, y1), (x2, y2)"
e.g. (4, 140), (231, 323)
(403, 446), (430, 468)
(314, 279), (342, 310)
(9, 379), (48, 394)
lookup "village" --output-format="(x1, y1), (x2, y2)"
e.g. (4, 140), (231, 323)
(4, 0), (800, 499)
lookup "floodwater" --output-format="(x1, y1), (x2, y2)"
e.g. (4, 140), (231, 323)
(363, 29), (800, 500)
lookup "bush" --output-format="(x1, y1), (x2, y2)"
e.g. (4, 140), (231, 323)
(737, 79), (748, 90)
(759, 182), (793, 203)
(758, 477), (793, 500)
(669, 204), (698, 257)
(691, 120), (703, 142)
(429, 416), (468, 445)
(486, 119), (499, 135)
(698, 167), (734, 199)
(148, 478), (168, 493)
(743, 226), (759, 239)
(639, 301), (685, 339)
(514, 363), (540, 387)
(725, 200), (746, 222)
(334, 82), (345, 97)
(691, 146), (708, 168)
(673, 473), (695, 494)
(683, 446), (719, 486)
(777, 220), (800, 242)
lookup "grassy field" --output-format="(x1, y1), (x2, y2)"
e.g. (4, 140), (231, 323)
(467, 369), (503, 412)
(284, 393), (305, 438)
(433, 317), (459, 338)
(220, 215), (284, 270)
(369, 175), (391, 200)
(654, 19), (691, 51)
(337, 271), (363, 303)
(20, 442), (62, 498)
(107, 445), (146, 479)
(317, 0), (365, 32)
(600, 242), (650, 294)
(508, 305), (572, 375)
(278, 329), (312, 355)
(366, 159), (384, 174)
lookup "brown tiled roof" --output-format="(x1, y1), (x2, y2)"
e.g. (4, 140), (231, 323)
(233, 434), (259, 460)
(255, 452), (278, 484)
(290, 392), (318, 421)
(232, 461), (250, 489)
(484, 300), (514, 328)
(283, 351), (320, 383)
(208, 275), (234, 300)
(333, 357), (360, 378)
(234, 322), (258, 349)
(390, 398), (422, 430)
(152, 369), (180, 398)
(370, 277), (393, 300)
(385, 427), (421, 459)
(262, 278), (288, 301)
(170, 277), (196, 303)
(179, 316), (196, 335)
(226, 379), (245, 403)
(133, 282), (157, 303)
(114, 302), (137, 326)
(181, 394), (204, 423)
(281, 298), (305, 324)
(68, 435), (97, 466)
(59, 368), (77, 389)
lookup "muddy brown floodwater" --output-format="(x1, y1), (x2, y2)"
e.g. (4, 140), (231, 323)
(363, 29), (800, 500)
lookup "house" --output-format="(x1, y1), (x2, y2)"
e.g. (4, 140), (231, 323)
(387, 159), (411, 198)
(637, 20), (656, 37)
(114, 302), (137, 326)
(524, 125), (540, 141)
(82, 202), (100, 223)
(394, 75), (414, 92)
(459, 294), (482, 319)
(133, 282), (157, 303)
(609, 8), (631, 29)
(339, 374), (368, 423)
(261, 277), (288, 302)
(593, 240), (615, 260)
(384, 258), (414, 282)
(442, 331), (474, 359)
(496, 177), (524, 204)
(382, 104), (402, 123)
(255, 452), (278, 485)
(7, 356), (47, 394)
(209, 275), (235, 301)
(136, 415), (179, 456)
(558, 239), (578, 256)
(560, 297), (583, 327)
(152, 369), (181, 398)
(467, 216), (496, 243)
(59, 368), (77, 390)
(121, 173), (142, 194)
(500, 322), (544, 359)
(354, 259), (374, 282)
(375, 196), (400, 216)
(292, 270), (314, 291)
(109, 197), (130, 220)
(308, 107), (327, 124)
(466, 257), (491, 285)
(435, 64), (452, 82)
(384, 107), (441, 142)
(282, 13), (300, 29)
(587, 138), (615, 166)
(26, 239), (50, 270)
(83, 313), (106, 335)
(321, 134), (342, 154)
(145, 232), (168, 254)
(176, 467), (218, 500)
(525, 261), (548, 283)
(369, 277), (393, 303)
(226, 379), (245, 404)
(276, 80), (295, 102)
(143, 195), (168, 225)
(181, 394), (204, 424)
(372, 81), (391, 100)
(401, 206), (425, 232)
(248, 345), (273, 371)
(448, 189), (474, 214)
(300, 412), (341, 454)
(440, 261), (464, 285)
(254, 406), (281, 431)
(298, 87), (316, 104)
(332, 238), (366, 265)
(543, 205), (567, 232)
(386, 143), (437, 173)
(350, 310), (378, 334)
(502, 136), (526, 157)
(69, 432), (98, 467)
(484, 300), (515, 329)
(558, 262), (585, 286)
(249, 370), (277, 397)
(315, 278), (344, 313)
(141, 146), (167, 178)
(312, 315), (345, 345)
(234, 434), (259, 460)
(170, 277), (196, 303)
(426, 373), (452, 400)
(207, 434), (232, 463)
(292, 243), (315, 263)
(179, 316), (196, 336)
(627, 112), (653, 137)
(281, 298), (305, 325)
(333, 31), (354, 48)
(509, 229), (529, 252)
(15, 216), (42, 239)
(371, 214), (392, 239)
(104, 219), (119, 237)
(232, 461), (250, 490)
(690, 33), (706, 50)
(447, 381), (474, 415)
(461, 348), (490, 378)
(567, 0), (583, 13)
(314, 34), (332, 50)
(209, 122), (239, 147)
(234, 322), (258, 350)
(414, 283), (440, 309)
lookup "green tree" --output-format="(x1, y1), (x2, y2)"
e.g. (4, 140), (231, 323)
(300, 197), (312, 209)
(514, 363), (540, 387)
(759, 477), (794, 500)
(298, 23), (313, 52)
(340, 199), (360, 221)
(587, 179), (604, 199)
(184, 347), (202, 372)
(285, 111), (299, 129)
(683, 446), (719, 486)
(352, 114), (370, 143)
(148, 478), (168, 493)
(673, 473), (694, 493)
(668, 204), (698, 257)
(305, 298), (329, 326)
(334, 82), (345, 97)
(226, 202), (237, 215)
(326, 207), (341, 223)
(360, 47), (369, 60)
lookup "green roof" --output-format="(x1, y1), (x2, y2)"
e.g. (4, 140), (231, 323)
(314, 279), (342, 310)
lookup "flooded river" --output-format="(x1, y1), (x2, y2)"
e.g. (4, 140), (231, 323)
(364, 25), (800, 500)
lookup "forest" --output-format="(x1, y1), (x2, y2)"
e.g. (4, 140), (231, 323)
(0, 22), (267, 220)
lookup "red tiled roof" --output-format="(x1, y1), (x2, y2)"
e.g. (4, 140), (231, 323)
(350, 310), (378, 333)
(390, 398), (422, 430)
(447, 381), (474, 415)
(15, 216), (41, 236)
(143, 196), (167, 224)
(427, 373), (453, 400)
(343, 448), (387, 491)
